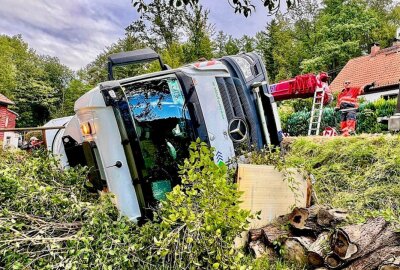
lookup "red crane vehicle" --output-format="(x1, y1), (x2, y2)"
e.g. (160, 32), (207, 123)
(269, 72), (333, 136)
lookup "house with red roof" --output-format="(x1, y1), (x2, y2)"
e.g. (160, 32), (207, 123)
(0, 94), (18, 141)
(330, 41), (400, 102)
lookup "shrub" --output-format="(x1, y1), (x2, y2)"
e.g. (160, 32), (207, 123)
(0, 141), (252, 269)
(281, 98), (397, 136)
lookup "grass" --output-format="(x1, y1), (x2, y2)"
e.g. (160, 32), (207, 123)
(284, 135), (400, 226)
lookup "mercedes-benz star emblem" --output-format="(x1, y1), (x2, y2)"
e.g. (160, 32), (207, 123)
(228, 118), (248, 143)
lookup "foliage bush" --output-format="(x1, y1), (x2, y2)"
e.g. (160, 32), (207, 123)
(281, 98), (397, 136)
(0, 141), (252, 269)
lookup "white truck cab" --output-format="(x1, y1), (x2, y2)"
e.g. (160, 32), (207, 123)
(48, 48), (283, 221)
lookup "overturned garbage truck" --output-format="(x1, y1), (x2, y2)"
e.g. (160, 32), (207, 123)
(46, 49), (283, 221)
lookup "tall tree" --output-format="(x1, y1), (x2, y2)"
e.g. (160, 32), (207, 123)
(0, 35), (74, 126)
(182, 4), (214, 62)
(224, 36), (240, 55)
(213, 31), (228, 58)
(239, 35), (256, 52)
(301, 0), (380, 73)
(256, 16), (303, 82)
(126, 0), (185, 49)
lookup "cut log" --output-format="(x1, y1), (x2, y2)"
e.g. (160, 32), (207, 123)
(343, 246), (400, 270)
(317, 208), (347, 227)
(262, 223), (291, 245)
(331, 218), (400, 261)
(259, 214), (291, 245)
(282, 236), (314, 265)
(379, 256), (400, 270)
(248, 240), (277, 260)
(248, 240), (266, 259)
(325, 252), (345, 269)
(289, 205), (347, 233)
(248, 228), (263, 242)
(288, 205), (323, 232)
(307, 231), (331, 267)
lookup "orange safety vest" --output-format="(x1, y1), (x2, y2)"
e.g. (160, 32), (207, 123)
(337, 87), (363, 108)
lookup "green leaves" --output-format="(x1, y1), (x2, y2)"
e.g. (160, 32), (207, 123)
(0, 143), (252, 269)
(0, 35), (74, 127)
(132, 0), (296, 16)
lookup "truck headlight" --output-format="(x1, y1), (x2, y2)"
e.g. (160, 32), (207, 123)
(80, 122), (93, 135)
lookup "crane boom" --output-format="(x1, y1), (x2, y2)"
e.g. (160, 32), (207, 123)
(269, 73), (330, 101)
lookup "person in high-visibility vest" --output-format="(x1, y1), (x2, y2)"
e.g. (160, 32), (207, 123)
(335, 81), (374, 136)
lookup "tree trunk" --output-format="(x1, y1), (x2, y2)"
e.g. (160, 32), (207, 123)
(343, 246), (400, 270)
(307, 231), (331, 267)
(330, 218), (399, 261)
(282, 236), (314, 265)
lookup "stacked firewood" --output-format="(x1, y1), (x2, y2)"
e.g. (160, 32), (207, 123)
(248, 205), (400, 269)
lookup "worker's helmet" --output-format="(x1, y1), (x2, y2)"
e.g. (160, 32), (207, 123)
(319, 72), (330, 82)
(30, 136), (39, 142)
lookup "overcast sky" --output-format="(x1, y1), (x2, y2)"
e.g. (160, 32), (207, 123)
(0, 0), (272, 70)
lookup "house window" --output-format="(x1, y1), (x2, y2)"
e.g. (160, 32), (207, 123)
(6, 136), (11, 145)
(5, 116), (9, 127)
(382, 93), (398, 100)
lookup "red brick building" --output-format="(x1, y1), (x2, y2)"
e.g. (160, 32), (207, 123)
(0, 94), (18, 141)
(330, 42), (400, 102)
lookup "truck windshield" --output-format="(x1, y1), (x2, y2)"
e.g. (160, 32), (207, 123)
(123, 75), (193, 191)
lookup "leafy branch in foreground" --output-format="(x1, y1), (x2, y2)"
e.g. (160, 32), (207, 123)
(132, 0), (299, 16)
(0, 141), (252, 269)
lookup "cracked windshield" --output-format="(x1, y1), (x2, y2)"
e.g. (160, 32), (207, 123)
(124, 75), (193, 184)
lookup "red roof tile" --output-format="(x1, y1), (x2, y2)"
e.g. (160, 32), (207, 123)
(0, 94), (14, 105)
(330, 44), (400, 92)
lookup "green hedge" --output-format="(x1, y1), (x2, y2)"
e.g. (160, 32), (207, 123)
(281, 98), (397, 136)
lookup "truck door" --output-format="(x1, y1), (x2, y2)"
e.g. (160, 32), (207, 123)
(101, 74), (195, 215)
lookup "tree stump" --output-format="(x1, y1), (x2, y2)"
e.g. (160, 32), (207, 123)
(262, 223), (291, 245)
(248, 228), (263, 242)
